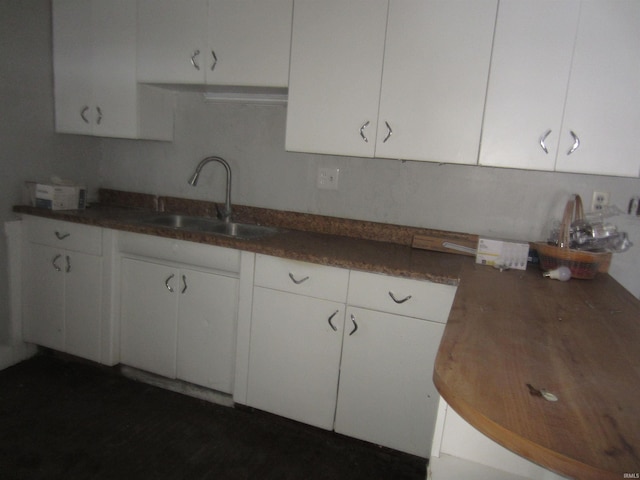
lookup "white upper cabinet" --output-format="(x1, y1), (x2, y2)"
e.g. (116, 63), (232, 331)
(286, 0), (388, 157)
(137, 0), (292, 87)
(53, 0), (174, 140)
(286, 0), (497, 164)
(480, 0), (640, 177)
(555, 1), (640, 177)
(375, 0), (496, 164)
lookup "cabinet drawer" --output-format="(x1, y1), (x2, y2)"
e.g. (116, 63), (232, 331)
(347, 270), (456, 323)
(254, 254), (349, 302)
(24, 216), (102, 256)
(118, 231), (241, 274)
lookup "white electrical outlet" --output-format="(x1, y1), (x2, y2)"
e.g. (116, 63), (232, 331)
(591, 191), (610, 211)
(317, 167), (340, 190)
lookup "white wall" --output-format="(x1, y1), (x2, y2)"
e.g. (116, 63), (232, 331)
(100, 92), (640, 242)
(0, 0), (101, 344)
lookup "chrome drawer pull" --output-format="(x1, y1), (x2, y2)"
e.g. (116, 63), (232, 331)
(328, 310), (339, 331)
(288, 273), (309, 285)
(349, 314), (358, 336)
(52, 254), (62, 272)
(80, 106), (90, 124)
(389, 291), (412, 304)
(359, 120), (370, 143)
(181, 275), (187, 294)
(191, 49), (201, 70)
(382, 121), (393, 143)
(65, 255), (71, 273)
(210, 50), (218, 71)
(54, 231), (70, 240)
(165, 274), (175, 292)
(567, 130), (580, 155)
(539, 129), (551, 154)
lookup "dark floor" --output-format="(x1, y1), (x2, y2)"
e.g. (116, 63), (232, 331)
(0, 353), (426, 479)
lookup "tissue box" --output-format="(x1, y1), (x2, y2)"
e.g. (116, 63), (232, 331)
(26, 182), (87, 210)
(475, 237), (530, 270)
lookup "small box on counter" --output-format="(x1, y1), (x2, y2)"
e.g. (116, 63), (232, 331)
(24, 181), (87, 210)
(475, 237), (529, 270)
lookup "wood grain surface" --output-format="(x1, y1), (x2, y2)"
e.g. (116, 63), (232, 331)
(434, 262), (640, 479)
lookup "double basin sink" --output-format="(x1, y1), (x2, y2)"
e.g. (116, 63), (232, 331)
(135, 213), (279, 240)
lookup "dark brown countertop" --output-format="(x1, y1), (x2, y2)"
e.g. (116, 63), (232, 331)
(435, 262), (640, 479)
(13, 204), (465, 286)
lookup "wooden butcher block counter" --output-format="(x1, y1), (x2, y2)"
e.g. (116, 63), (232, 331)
(434, 262), (640, 480)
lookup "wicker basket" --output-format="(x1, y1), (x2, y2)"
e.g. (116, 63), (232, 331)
(533, 195), (611, 279)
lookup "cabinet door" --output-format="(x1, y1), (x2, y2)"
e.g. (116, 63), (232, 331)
(479, 0), (580, 171)
(247, 287), (345, 429)
(90, 0), (138, 138)
(335, 307), (444, 457)
(376, 0), (496, 164)
(207, 0), (292, 87)
(176, 269), (238, 393)
(64, 252), (102, 362)
(137, 0), (208, 84)
(22, 244), (65, 351)
(120, 258), (179, 378)
(285, 0), (388, 157)
(555, 1), (640, 177)
(52, 0), (93, 135)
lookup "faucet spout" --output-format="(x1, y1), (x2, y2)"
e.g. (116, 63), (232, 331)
(188, 156), (232, 223)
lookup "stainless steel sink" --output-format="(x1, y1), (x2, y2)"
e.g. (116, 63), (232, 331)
(136, 214), (279, 239)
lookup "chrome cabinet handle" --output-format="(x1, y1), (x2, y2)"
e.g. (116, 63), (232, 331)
(165, 273), (175, 292)
(65, 255), (71, 273)
(349, 314), (358, 336)
(359, 121), (370, 143)
(389, 291), (412, 304)
(181, 275), (187, 294)
(210, 50), (217, 71)
(567, 130), (580, 155)
(539, 129), (552, 154)
(96, 106), (103, 125)
(52, 254), (62, 272)
(327, 310), (339, 331)
(382, 121), (393, 143)
(288, 272), (309, 285)
(80, 106), (90, 124)
(191, 49), (201, 70)
(54, 231), (70, 240)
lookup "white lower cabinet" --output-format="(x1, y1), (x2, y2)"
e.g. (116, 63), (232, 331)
(22, 217), (104, 363)
(335, 306), (444, 458)
(244, 254), (457, 457)
(247, 287), (345, 429)
(118, 233), (242, 393)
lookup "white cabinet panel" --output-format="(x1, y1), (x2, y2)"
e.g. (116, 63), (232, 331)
(247, 287), (345, 430)
(207, 0), (292, 87)
(348, 270), (456, 323)
(120, 258), (179, 378)
(285, 0), (388, 157)
(336, 307), (445, 457)
(64, 251), (102, 361)
(481, 0), (640, 177)
(22, 217), (104, 363)
(137, 0), (292, 87)
(253, 254), (349, 302)
(376, 0), (496, 164)
(23, 244), (66, 351)
(286, 0), (496, 164)
(53, 0), (173, 140)
(555, 1), (640, 177)
(177, 268), (238, 393)
(137, 0), (208, 84)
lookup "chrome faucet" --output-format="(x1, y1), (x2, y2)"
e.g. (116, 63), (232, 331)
(188, 156), (232, 223)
